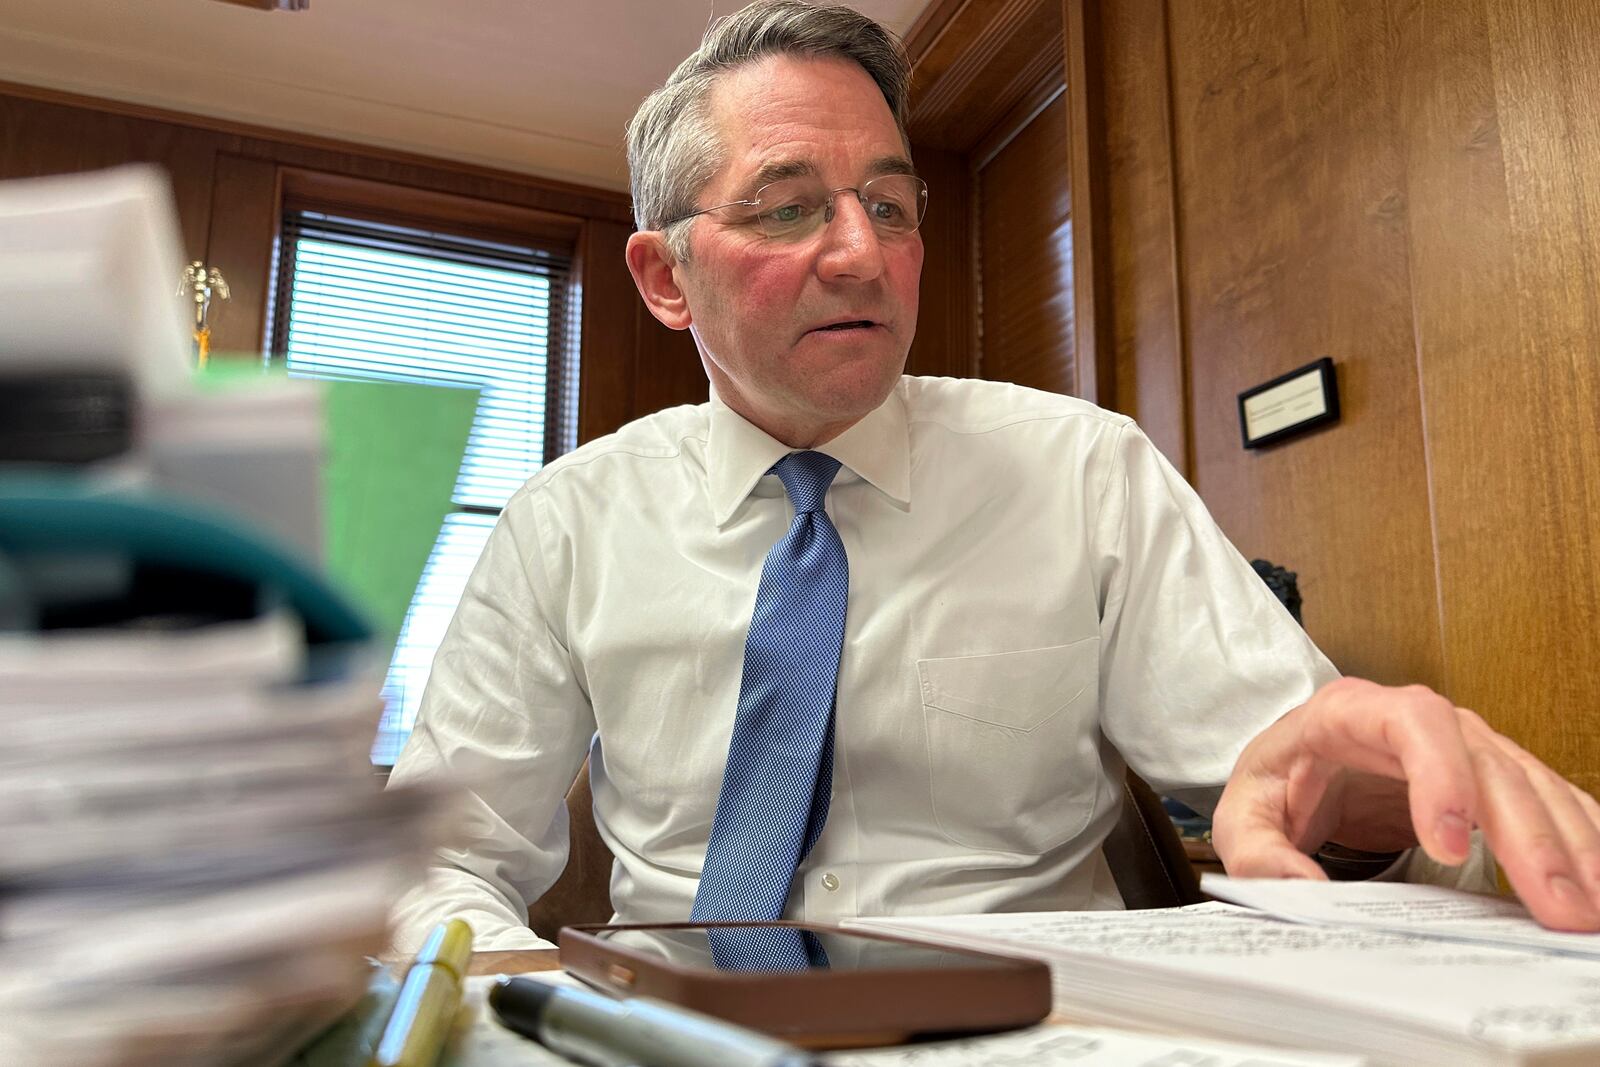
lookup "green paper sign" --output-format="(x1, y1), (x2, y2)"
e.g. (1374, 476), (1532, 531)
(321, 379), (480, 644)
(196, 358), (479, 646)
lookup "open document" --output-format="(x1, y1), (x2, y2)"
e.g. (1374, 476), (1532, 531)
(1202, 874), (1600, 960)
(822, 1024), (1367, 1067)
(847, 896), (1600, 1067)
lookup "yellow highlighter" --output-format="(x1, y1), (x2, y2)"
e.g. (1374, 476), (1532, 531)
(371, 919), (474, 1067)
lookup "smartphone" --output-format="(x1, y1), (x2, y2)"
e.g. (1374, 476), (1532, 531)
(557, 921), (1052, 1048)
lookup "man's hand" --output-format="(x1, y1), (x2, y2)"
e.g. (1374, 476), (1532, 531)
(1212, 676), (1600, 930)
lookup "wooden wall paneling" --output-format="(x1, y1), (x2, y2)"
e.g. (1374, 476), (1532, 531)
(905, 0), (1085, 396)
(0, 92), (224, 263)
(0, 80), (634, 226)
(902, 0), (973, 69)
(1394, 0), (1600, 792)
(204, 153), (280, 357)
(1061, 0), (1113, 407)
(977, 94), (1075, 393)
(906, 146), (976, 379)
(630, 307), (707, 419)
(1097, 0), (1189, 474)
(906, 0), (1064, 152)
(278, 168), (584, 248)
(1, 83), (654, 448)
(971, 72), (1066, 173)
(1161, 2), (1445, 687)
(228, 134), (631, 227)
(574, 219), (638, 445)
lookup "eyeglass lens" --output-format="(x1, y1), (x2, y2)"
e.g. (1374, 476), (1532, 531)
(752, 175), (928, 241)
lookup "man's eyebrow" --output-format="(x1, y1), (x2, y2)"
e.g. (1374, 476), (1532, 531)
(737, 156), (918, 197)
(866, 156), (917, 179)
(740, 159), (817, 196)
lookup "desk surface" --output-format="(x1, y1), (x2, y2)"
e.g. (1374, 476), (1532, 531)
(467, 948), (562, 975)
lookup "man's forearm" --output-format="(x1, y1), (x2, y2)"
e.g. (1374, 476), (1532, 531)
(388, 865), (555, 953)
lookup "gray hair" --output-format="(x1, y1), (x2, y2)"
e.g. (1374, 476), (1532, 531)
(625, 0), (912, 261)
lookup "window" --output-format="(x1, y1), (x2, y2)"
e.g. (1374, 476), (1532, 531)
(269, 207), (576, 765)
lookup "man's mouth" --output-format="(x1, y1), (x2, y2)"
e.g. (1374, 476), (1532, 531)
(810, 320), (877, 333)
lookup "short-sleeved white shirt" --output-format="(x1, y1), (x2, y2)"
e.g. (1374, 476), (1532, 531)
(389, 376), (1337, 950)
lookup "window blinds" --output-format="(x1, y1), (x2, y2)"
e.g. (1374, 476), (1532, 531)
(271, 210), (574, 764)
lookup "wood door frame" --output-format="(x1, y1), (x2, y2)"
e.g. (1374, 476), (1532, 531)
(903, 0), (1111, 406)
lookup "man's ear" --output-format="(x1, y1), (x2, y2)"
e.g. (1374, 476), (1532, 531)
(626, 230), (693, 331)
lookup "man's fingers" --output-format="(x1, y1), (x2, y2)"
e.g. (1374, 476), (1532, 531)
(1220, 676), (1600, 932)
(1212, 780), (1332, 883)
(1574, 784), (1600, 835)
(1471, 740), (1600, 931)
(1216, 819), (1329, 882)
(1225, 843), (1328, 881)
(1496, 736), (1600, 905)
(1299, 680), (1477, 864)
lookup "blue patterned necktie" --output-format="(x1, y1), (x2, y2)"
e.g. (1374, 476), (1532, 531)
(691, 450), (848, 970)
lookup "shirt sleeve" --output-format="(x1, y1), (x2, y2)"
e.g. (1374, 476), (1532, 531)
(386, 486), (596, 951)
(1091, 422), (1340, 813)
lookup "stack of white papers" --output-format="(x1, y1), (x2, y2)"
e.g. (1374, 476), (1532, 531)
(145, 378), (328, 565)
(848, 883), (1600, 1067)
(0, 163), (447, 1065)
(0, 167), (326, 561)
(0, 165), (192, 404)
(0, 611), (445, 1067)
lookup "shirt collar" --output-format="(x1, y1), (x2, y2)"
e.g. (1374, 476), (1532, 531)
(706, 380), (912, 527)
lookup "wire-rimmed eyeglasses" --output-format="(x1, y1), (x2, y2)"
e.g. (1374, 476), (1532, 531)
(662, 174), (929, 243)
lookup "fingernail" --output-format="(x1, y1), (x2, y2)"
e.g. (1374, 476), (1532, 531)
(1435, 812), (1471, 856)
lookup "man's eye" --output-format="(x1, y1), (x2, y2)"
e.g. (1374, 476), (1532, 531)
(870, 200), (904, 221)
(767, 202), (811, 224)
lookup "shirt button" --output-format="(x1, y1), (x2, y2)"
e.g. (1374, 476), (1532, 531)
(821, 872), (840, 892)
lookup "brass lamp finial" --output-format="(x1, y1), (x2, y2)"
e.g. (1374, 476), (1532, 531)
(178, 261), (231, 367)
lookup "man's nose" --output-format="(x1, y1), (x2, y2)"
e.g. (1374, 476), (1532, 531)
(815, 193), (885, 282)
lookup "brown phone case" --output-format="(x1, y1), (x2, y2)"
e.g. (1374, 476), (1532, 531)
(557, 920), (1052, 1049)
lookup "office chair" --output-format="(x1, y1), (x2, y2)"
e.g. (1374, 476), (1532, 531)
(527, 759), (1205, 935)
(1104, 771), (1206, 909)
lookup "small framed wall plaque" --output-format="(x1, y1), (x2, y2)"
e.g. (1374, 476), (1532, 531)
(1238, 357), (1340, 449)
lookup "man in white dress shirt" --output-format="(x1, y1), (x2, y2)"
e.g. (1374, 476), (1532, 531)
(389, 0), (1600, 950)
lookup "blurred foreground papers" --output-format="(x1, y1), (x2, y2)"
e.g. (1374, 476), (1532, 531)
(0, 165), (191, 404)
(0, 167), (454, 1067)
(0, 499), (452, 1067)
(0, 621), (395, 1062)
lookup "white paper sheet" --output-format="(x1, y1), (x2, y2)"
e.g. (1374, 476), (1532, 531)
(1201, 875), (1600, 960)
(849, 904), (1600, 1066)
(823, 1024), (1367, 1066)
(0, 165), (192, 401)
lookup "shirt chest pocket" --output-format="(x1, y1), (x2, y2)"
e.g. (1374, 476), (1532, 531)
(917, 637), (1103, 854)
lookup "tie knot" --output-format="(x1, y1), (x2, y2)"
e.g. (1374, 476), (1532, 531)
(773, 451), (841, 514)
